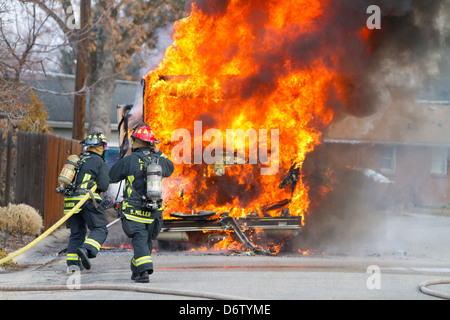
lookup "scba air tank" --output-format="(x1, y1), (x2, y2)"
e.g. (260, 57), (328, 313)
(146, 162), (163, 203)
(58, 155), (81, 188)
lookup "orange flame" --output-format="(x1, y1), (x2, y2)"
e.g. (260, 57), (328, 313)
(143, 0), (348, 228)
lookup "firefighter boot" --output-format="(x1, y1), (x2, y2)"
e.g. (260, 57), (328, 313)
(76, 247), (92, 270)
(134, 271), (150, 283)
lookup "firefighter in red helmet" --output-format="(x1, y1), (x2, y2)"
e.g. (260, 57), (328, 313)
(109, 123), (174, 283)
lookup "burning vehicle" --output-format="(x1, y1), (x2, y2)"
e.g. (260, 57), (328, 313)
(129, 2), (337, 255)
(110, 0), (443, 255)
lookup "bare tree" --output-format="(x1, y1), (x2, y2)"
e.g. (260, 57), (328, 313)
(0, 0), (60, 129)
(87, 0), (186, 139)
(72, 0), (90, 140)
(21, 0), (186, 140)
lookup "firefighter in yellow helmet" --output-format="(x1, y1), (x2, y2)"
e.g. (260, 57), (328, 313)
(110, 123), (174, 283)
(63, 132), (110, 272)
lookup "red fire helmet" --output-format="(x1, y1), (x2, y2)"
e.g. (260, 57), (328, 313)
(132, 124), (160, 144)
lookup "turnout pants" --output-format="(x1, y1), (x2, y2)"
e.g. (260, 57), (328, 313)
(121, 209), (163, 274)
(66, 201), (109, 267)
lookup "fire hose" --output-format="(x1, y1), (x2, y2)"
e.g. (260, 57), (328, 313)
(0, 284), (250, 300)
(0, 185), (98, 267)
(420, 279), (450, 300)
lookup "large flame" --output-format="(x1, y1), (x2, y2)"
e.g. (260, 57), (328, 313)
(143, 0), (352, 223)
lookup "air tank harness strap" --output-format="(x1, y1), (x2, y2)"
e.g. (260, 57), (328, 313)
(76, 183), (100, 209)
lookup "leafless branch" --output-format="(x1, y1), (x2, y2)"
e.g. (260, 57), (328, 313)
(28, 72), (122, 96)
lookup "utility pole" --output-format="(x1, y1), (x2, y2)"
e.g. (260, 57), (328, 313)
(72, 0), (91, 141)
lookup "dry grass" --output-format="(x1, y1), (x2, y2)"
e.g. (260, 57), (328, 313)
(0, 204), (43, 237)
(0, 249), (20, 270)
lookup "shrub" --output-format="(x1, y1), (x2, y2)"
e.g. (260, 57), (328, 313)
(18, 91), (52, 134)
(0, 204), (43, 236)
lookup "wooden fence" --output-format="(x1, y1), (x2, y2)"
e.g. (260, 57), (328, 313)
(1, 130), (82, 230)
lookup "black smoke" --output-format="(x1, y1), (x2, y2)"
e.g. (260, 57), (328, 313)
(186, 0), (449, 119)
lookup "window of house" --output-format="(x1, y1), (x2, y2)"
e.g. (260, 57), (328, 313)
(380, 146), (396, 173)
(431, 147), (448, 176)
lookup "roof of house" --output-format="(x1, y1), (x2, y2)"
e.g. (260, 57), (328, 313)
(27, 72), (141, 125)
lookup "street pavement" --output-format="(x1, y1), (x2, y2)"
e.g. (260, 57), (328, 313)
(1, 212), (450, 301)
(1, 252), (450, 300)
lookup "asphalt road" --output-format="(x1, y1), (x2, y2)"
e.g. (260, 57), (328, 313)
(1, 211), (450, 301)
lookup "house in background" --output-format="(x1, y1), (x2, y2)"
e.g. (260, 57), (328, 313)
(322, 88), (450, 208)
(27, 72), (141, 147)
